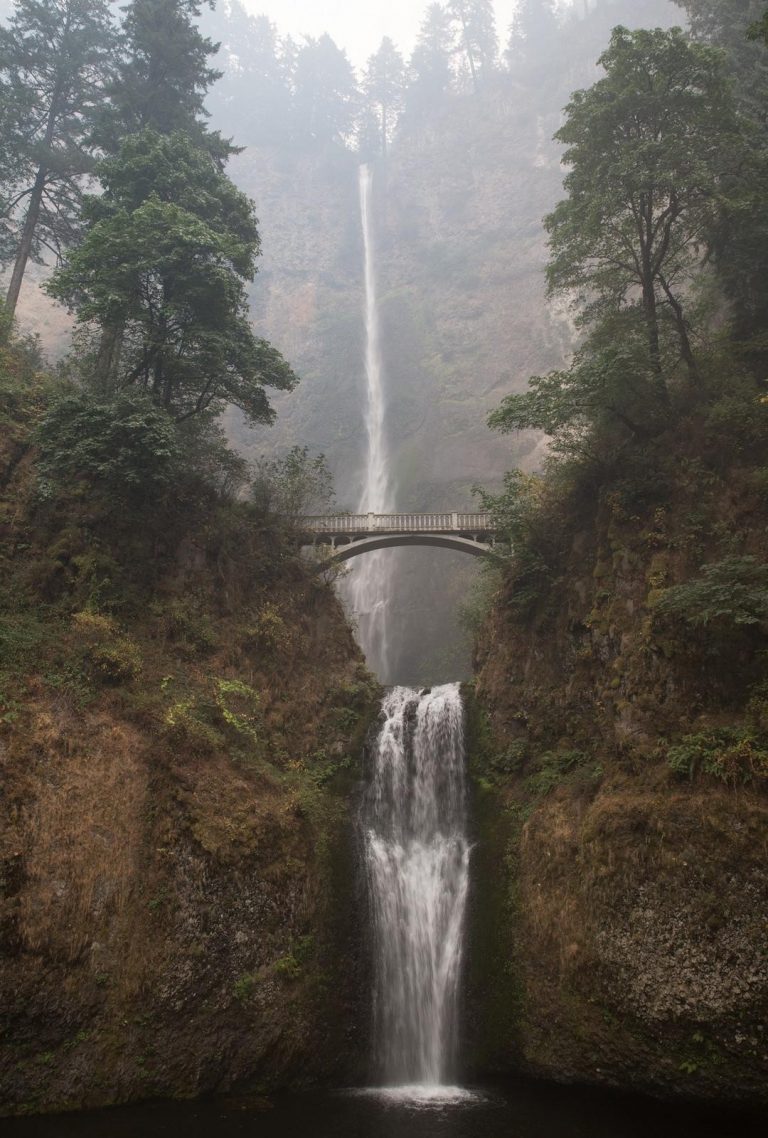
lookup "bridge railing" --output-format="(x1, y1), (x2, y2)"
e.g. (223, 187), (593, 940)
(298, 512), (494, 534)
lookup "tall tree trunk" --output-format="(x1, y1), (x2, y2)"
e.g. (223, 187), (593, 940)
(4, 165), (47, 321)
(94, 320), (125, 393)
(4, 70), (64, 327)
(640, 246), (669, 406)
(457, 9), (478, 93)
(658, 272), (700, 386)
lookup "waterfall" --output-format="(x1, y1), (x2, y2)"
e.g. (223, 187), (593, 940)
(362, 684), (471, 1091)
(345, 163), (394, 681)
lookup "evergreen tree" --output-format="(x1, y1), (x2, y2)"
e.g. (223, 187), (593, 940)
(506, 0), (558, 67)
(47, 131), (297, 423)
(92, 0), (231, 385)
(673, 1), (767, 116)
(447, 0), (498, 92)
(204, 4), (293, 144)
(97, 0), (228, 160)
(408, 3), (454, 110)
(292, 34), (358, 146)
(362, 37), (406, 156)
(0, 0), (115, 321)
(673, 1), (768, 341)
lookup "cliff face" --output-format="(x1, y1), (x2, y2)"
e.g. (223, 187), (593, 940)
(465, 415), (768, 1104)
(216, 1), (681, 682)
(0, 391), (378, 1117)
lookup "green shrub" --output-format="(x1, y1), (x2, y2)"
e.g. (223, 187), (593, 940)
(156, 599), (218, 654)
(71, 611), (142, 684)
(525, 749), (592, 798)
(242, 602), (289, 653)
(272, 953), (301, 981)
(233, 974), (257, 1001)
(667, 727), (768, 785)
(653, 556), (768, 629)
(164, 699), (225, 755)
(37, 390), (181, 499)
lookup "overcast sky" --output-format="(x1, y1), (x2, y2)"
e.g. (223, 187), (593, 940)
(239, 1), (550, 66)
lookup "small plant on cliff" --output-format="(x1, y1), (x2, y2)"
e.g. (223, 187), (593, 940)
(666, 726), (768, 786)
(233, 974), (257, 1001)
(653, 557), (768, 630)
(71, 611), (142, 684)
(525, 749), (592, 799)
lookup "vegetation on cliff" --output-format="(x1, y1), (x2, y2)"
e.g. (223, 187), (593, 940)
(468, 5), (768, 1106)
(0, 1), (377, 1116)
(0, 317), (378, 1117)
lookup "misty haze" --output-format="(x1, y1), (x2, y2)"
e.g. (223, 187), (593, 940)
(1, 2), (767, 1136)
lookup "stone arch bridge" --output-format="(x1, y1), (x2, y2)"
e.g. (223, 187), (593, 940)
(297, 512), (500, 568)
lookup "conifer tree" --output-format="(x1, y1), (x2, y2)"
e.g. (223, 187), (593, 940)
(673, 1), (768, 340)
(292, 34), (358, 146)
(208, 7), (292, 144)
(90, 0), (231, 385)
(506, 0), (558, 66)
(97, 0), (228, 161)
(447, 0), (498, 92)
(0, 0), (115, 321)
(362, 37), (406, 156)
(408, 3), (454, 109)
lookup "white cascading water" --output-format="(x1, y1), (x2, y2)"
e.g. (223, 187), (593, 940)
(345, 163), (394, 681)
(362, 684), (471, 1094)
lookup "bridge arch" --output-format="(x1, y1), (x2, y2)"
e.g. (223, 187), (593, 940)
(313, 532), (497, 571)
(297, 512), (502, 572)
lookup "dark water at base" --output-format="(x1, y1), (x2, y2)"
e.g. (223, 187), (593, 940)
(3, 1079), (765, 1138)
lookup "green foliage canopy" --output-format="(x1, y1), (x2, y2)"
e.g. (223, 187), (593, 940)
(546, 26), (741, 389)
(37, 388), (182, 496)
(654, 556), (768, 628)
(252, 446), (335, 520)
(47, 131), (297, 423)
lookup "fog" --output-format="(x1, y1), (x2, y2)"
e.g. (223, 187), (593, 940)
(238, 0), (571, 65)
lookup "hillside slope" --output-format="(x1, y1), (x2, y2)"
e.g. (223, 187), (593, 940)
(0, 365), (378, 1117)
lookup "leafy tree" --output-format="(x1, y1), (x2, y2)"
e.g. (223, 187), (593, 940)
(362, 37), (406, 156)
(292, 34), (358, 146)
(489, 317), (670, 459)
(37, 388), (182, 498)
(447, 0), (498, 92)
(0, 0), (116, 322)
(408, 3), (454, 110)
(474, 470), (561, 613)
(545, 26), (741, 394)
(46, 130), (297, 423)
(252, 446), (335, 519)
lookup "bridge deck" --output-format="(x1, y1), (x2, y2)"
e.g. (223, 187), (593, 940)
(299, 511), (494, 538)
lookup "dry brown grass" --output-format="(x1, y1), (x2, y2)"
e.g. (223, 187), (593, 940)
(15, 707), (147, 962)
